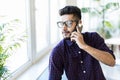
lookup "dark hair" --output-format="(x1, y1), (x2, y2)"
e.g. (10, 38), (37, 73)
(59, 6), (81, 20)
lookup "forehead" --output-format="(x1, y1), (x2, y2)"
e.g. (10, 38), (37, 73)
(61, 14), (75, 21)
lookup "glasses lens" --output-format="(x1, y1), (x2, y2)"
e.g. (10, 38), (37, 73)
(57, 22), (64, 28)
(57, 20), (77, 28)
(66, 21), (73, 27)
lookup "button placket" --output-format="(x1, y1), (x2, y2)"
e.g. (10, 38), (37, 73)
(80, 61), (86, 74)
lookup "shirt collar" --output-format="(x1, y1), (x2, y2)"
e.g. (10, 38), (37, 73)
(65, 38), (75, 46)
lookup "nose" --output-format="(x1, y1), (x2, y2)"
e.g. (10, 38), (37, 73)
(62, 24), (67, 31)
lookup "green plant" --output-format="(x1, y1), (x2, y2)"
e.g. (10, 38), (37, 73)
(81, 1), (120, 39)
(0, 19), (26, 80)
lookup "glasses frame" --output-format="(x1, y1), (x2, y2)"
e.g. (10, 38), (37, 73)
(57, 20), (78, 28)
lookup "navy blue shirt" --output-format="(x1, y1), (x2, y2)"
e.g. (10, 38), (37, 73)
(49, 32), (115, 80)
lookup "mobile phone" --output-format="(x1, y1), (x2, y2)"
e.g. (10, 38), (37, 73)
(70, 24), (83, 41)
(77, 24), (83, 33)
(72, 24), (83, 33)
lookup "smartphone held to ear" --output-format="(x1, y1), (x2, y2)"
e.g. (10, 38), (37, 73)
(77, 24), (83, 33)
(70, 24), (83, 42)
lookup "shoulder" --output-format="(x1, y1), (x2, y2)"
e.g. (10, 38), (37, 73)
(83, 32), (103, 41)
(83, 31), (102, 40)
(50, 39), (65, 56)
(54, 39), (65, 50)
(82, 32), (105, 47)
(83, 32), (101, 38)
(49, 39), (66, 63)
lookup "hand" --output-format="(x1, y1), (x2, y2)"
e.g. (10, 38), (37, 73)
(70, 26), (87, 49)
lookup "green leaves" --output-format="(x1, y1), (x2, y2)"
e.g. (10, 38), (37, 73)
(0, 66), (8, 77)
(105, 2), (119, 10)
(0, 45), (3, 53)
(81, 8), (90, 13)
(81, 2), (119, 16)
(0, 19), (27, 79)
(81, 1), (120, 39)
(104, 21), (113, 28)
(0, 66), (9, 80)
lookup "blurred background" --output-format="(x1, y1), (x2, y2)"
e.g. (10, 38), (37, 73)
(0, 0), (120, 80)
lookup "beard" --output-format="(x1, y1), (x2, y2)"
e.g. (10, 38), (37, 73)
(62, 31), (71, 39)
(62, 27), (77, 39)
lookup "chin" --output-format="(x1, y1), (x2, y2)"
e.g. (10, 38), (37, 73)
(63, 35), (70, 39)
(62, 33), (71, 39)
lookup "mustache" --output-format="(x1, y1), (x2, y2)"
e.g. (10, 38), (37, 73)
(62, 28), (77, 34)
(62, 31), (70, 34)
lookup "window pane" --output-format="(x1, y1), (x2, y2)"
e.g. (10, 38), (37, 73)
(0, 0), (28, 73)
(50, 0), (59, 44)
(35, 0), (49, 53)
(50, 0), (66, 43)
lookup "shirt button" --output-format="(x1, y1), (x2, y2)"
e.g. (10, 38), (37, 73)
(78, 51), (81, 54)
(81, 61), (83, 64)
(83, 70), (86, 73)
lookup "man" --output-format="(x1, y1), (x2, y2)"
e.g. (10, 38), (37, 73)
(49, 6), (115, 80)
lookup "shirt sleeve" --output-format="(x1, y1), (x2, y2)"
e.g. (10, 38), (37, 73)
(49, 46), (64, 80)
(92, 32), (115, 59)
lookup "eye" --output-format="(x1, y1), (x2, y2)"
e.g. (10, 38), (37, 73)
(60, 22), (64, 26)
(57, 22), (65, 28)
(66, 21), (73, 27)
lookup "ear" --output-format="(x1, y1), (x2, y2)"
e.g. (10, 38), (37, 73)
(79, 20), (82, 24)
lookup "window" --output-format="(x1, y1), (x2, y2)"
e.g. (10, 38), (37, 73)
(0, 0), (66, 79)
(50, 0), (66, 44)
(77, 0), (120, 38)
(0, 0), (28, 74)
(50, 0), (60, 44)
(35, 0), (65, 54)
(35, 0), (50, 54)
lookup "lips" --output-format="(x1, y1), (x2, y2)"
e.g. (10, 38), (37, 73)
(62, 31), (71, 38)
(62, 31), (70, 35)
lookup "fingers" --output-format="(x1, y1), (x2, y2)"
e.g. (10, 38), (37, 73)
(70, 30), (83, 42)
(71, 31), (81, 38)
(70, 32), (76, 41)
(71, 32), (77, 37)
(70, 32), (80, 42)
(71, 37), (76, 42)
(70, 25), (83, 42)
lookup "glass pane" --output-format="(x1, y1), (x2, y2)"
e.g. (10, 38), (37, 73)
(50, 0), (59, 44)
(35, 0), (49, 53)
(77, 0), (120, 38)
(50, 0), (66, 43)
(0, 0), (28, 73)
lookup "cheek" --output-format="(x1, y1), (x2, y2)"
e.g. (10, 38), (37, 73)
(61, 26), (68, 31)
(69, 26), (76, 32)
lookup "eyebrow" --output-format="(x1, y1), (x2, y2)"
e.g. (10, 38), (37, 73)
(61, 20), (77, 22)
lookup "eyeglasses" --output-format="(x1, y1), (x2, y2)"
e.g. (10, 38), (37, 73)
(57, 20), (78, 28)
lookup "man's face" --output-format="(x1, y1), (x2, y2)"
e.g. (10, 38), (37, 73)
(58, 14), (78, 39)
